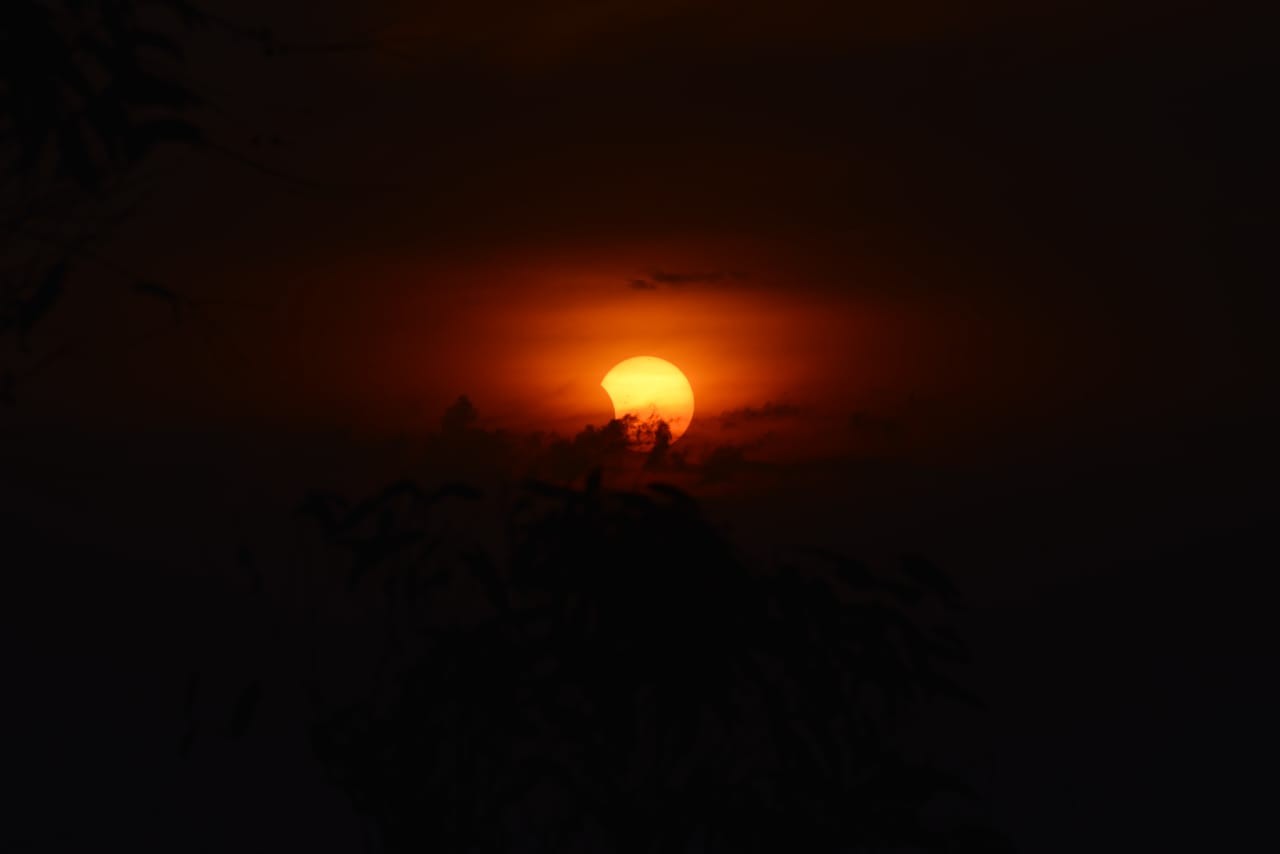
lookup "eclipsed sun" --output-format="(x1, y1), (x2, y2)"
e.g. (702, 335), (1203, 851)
(601, 356), (695, 452)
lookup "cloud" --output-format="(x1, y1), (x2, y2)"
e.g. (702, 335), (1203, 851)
(652, 269), (750, 285)
(627, 270), (750, 290)
(719, 402), (801, 429)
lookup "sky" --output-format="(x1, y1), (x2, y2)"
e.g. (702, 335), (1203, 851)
(3, 1), (1278, 851)
(14, 0), (1275, 457)
(8, 0), (1265, 610)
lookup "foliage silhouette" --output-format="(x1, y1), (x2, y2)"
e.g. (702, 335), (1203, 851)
(443, 395), (480, 436)
(1, 0), (207, 397)
(644, 420), (673, 470)
(1, 1), (376, 398)
(299, 473), (1007, 853)
(2, 0), (202, 196)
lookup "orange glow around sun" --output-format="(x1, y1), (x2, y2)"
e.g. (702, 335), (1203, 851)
(334, 244), (897, 460)
(601, 356), (695, 451)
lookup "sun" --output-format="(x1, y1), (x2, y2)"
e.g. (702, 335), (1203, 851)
(601, 356), (695, 451)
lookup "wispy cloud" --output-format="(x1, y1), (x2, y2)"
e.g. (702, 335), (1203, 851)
(719, 402), (801, 429)
(627, 270), (750, 290)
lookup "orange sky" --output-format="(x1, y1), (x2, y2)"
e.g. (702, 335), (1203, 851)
(295, 241), (909, 447)
(5, 0), (1269, 480)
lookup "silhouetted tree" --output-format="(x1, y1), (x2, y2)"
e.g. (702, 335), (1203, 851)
(442, 394), (479, 435)
(643, 419), (672, 470)
(1, 0), (207, 396)
(302, 474), (1007, 853)
(1, 1), (369, 399)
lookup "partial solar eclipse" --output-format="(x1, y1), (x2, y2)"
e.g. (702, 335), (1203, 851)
(601, 356), (695, 451)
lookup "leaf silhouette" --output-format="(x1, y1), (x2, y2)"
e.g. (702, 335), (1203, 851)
(178, 725), (198, 758)
(228, 680), (261, 738)
(183, 669), (201, 717)
(235, 543), (263, 593)
(134, 281), (186, 323)
(296, 490), (348, 535)
(13, 263), (68, 348)
(345, 529), (424, 589)
(293, 474), (998, 852)
(901, 553), (962, 606)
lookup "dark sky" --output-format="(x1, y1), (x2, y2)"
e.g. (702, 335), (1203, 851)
(8, 3), (1270, 392)
(4, 1), (1278, 851)
(12, 0), (1272, 569)
(13, 0), (1274, 443)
